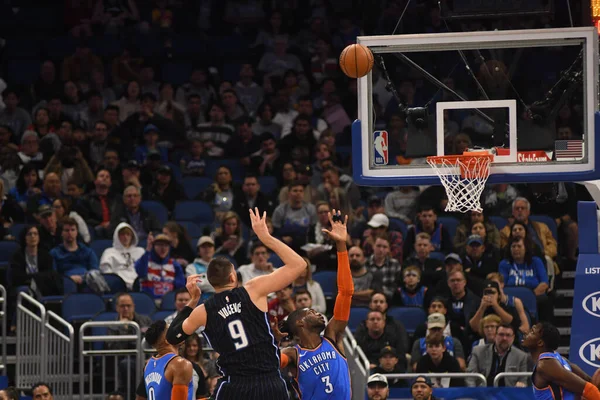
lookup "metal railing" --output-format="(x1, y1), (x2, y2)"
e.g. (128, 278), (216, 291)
(79, 321), (143, 400)
(16, 292), (47, 389)
(383, 372), (488, 387)
(0, 284), (6, 376)
(343, 327), (370, 400)
(493, 371), (533, 387)
(45, 311), (74, 398)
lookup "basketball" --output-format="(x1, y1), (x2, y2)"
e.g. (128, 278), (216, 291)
(339, 43), (374, 79)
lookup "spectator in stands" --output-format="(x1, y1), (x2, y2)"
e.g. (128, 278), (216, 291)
(99, 222), (144, 290)
(79, 168), (122, 238)
(467, 323), (530, 387)
(17, 131), (43, 168)
(461, 234), (501, 284)
(42, 145), (94, 195)
(107, 292), (152, 398)
(234, 64), (264, 117)
(403, 232), (443, 287)
(36, 205), (61, 252)
(395, 265), (427, 307)
(258, 35), (303, 78)
(62, 81), (86, 121)
(367, 374), (389, 400)
(185, 236), (216, 289)
(52, 198), (90, 244)
(272, 180), (317, 248)
(372, 346), (407, 386)
(1, 148), (22, 192)
(45, 96), (71, 131)
(500, 197), (557, 261)
(384, 186), (419, 224)
(237, 241), (275, 283)
(61, 40), (103, 85)
(31, 382), (53, 400)
(445, 269), (481, 333)
(365, 235), (401, 299)
(147, 165), (185, 213)
(9, 163), (41, 212)
(486, 272), (530, 334)
(304, 201), (337, 270)
(175, 67), (216, 109)
(120, 161), (143, 192)
(190, 102), (235, 158)
(162, 221), (195, 267)
(318, 166), (361, 209)
(0, 88), (32, 139)
(27, 172), (62, 217)
(361, 214), (403, 261)
(110, 185), (161, 242)
(472, 313), (501, 349)
(78, 91), (104, 131)
(483, 184), (519, 219)
(134, 124), (168, 165)
(278, 115), (317, 166)
(499, 236), (552, 323)
(177, 333), (210, 398)
(180, 138), (207, 177)
(101, 149), (123, 191)
(411, 312), (466, 371)
(50, 217), (101, 291)
(164, 288), (205, 334)
(224, 118), (262, 163)
(134, 233), (185, 301)
(111, 81), (141, 123)
(404, 205), (453, 256)
(507, 221), (545, 260)
(211, 211), (248, 267)
(183, 94), (205, 136)
(232, 174), (274, 228)
(0, 387), (18, 400)
(105, 392), (124, 400)
(469, 279), (521, 336)
(292, 260), (326, 313)
(252, 103), (282, 139)
(349, 246), (379, 307)
(453, 211), (500, 252)
(220, 89), (247, 125)
(268, 284), (296, 322)
(356, 310), (408, 371)
(415, 332), (462, 387)
(200, 166), (236, 219)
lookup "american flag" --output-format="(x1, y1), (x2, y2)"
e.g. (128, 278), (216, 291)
(555, 140), (583, 159)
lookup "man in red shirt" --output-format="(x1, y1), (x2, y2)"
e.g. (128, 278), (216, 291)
(268, 284), (295, 322)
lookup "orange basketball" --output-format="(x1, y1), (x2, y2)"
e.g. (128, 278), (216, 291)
(339, 43), (374, 79)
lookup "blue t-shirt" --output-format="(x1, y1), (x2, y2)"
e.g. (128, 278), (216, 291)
(498, 256), (548, 289)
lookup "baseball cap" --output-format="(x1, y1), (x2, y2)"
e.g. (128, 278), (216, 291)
(379, 346), (398, 358)
(153, 234), (172, 245)
(467, 234), (484, 246)
(367, 373), (388, 387)
(444, 253), (462, 265)
(368, 213), (389, 228)
(143, 124), (159, 134)
(124, 160), (140, 170)
(147, 150), (162, 160)
(157, 165), (172, 175)
(197, 236), (215, 247)
(427, 312), (446, 329)
(483, 279), (500, 292)
(37, 204), (53, 218)
(411, 375), (433, 388)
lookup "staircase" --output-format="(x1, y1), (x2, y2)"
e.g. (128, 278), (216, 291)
(554, 270), (576, 356)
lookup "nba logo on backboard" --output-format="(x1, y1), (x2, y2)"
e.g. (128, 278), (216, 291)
(373, 131), (389, 165)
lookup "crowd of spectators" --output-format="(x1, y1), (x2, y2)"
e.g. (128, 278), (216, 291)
(0, 0), (592, 397)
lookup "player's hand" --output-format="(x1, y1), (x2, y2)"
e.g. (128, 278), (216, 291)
(592, 367), (600, 388)
(186, 274), (203, 303)
(515, 382), (526, 388)
(249, 207), (271, 241)
(270, 316), (287, 343)
(322, 209), (348, 243)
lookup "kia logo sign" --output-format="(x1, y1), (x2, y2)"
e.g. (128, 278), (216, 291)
(582, 291), (600, 318)
(579, 338), (600, 368)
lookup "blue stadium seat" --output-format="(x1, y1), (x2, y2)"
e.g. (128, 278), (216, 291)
(387, 307), (427, 334)
(438, 216), (460, 241)
(177, 220), (204, 238)
(530, 215), (558, 241)
(4, 38), (41, 58)
(90, 239), (113, 258)
(313, 271), (337, 299)
(388, 218), (408, 239)
(141, 201), (169, 225)
(348, 307), (370, 332)
(166, 162), (183, 184)
(205, 159), (246, 182)
(0, 241), (18, 264)
(91, 311), (119, 350)
(62, 293), (106, 323)
(182, 177), (213, 199)
(268, 253), (284, 268)
(173, 201), (214, 225)
(102, 274), (127, 294)
(161, 290), (177, 310)
(489, 216), (508, 231)
(9, 223), (27, 238)
(43, 36), (76, 60)
(504, 287), (538, 319)
(258, 176), (278, 196)
(162, 62), (193, 86)
(429, 252), (445, 261)
(89, 35), (122, 57)
(152, 310), (174, 322)
(112, 292), (156, 316)
(222, 62), (242, 82)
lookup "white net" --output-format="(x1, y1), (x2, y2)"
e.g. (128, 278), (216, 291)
(427, 155), (493, 213)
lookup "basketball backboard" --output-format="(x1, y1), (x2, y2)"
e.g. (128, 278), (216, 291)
(352, 27), (599, 186)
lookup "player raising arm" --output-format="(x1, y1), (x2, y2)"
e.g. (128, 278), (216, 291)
(275, 210), (354, 400)
(165, 207), (307, 399)
(523, 322), (600, 400)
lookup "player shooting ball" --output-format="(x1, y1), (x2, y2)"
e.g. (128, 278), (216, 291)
(273, 210), (354, 400)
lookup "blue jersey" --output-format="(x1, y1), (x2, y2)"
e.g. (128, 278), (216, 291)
(144, 353), (193, 400)
(532, 352), (576, 400)
(398, 286), (427, 307)
(294, 337), (351, 400)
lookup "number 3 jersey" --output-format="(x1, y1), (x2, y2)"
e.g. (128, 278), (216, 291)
(203, 287), (282, 377)
(293, 337), (351, 400)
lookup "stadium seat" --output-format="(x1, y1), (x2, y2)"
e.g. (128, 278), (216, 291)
(489, 216), (508, 231)
(7, 59), (42, 85)
(177, 220), (204, 238)
(162, 62), (194, 86)
(161, 290), (177, 310)
(348, 307), (370, 332)
(438, 216), (460, 240)
(111, 292), (156, 315)
(388, 218), (408, 238)
(504, 287), (538, 319)
(152, 310), (174, 322)
(530, 215), (559, 241)
(141, 201), (169, 225)
(429, 252), (445, 261)
(43, 36), (76, 60)
(0, 241), (18, 264)
(90, 311), (119, 350)
(182, 177), (213, 199)
(268, 253), (284, 268)
(313, 271), (337, 299)
(258, 176), (278, 195)
(173, 201), (214, 225)
(102, 274), (127, 294)
(62, 293), (106, 323)
(9, 223), (27, 238)
(90, 239), (113, 258)
(387, 307), (427, 334)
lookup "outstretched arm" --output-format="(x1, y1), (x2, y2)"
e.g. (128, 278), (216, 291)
(166, 274), (206, 345)
(324, 211), (353, 353)
(537, 358), (600, 399)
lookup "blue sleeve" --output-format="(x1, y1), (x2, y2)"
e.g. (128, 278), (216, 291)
(87, 247), (99, 270)
(498, 259), (510, 284)
(135, 251), (150, 278)
(532, 256), (549, 285)
(173, 262), (185, 289)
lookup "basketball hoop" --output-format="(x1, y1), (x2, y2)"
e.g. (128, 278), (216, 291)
(426, 151), (494, 213)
